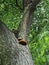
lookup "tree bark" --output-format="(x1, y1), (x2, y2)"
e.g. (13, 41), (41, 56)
(0, 21), (34, 65)
(17, 0), (41, 44)
(0, 0), (41, 65)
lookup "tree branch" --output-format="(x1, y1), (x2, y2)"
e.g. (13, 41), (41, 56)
(13, 0), (41, 45)
(17, 4), (32, 45)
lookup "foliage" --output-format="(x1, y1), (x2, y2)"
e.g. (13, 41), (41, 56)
(29, 0), (49, 65)
(0, 0), (23, 30)
(0, 0), (49, 65)
(29, 31), (49, 65)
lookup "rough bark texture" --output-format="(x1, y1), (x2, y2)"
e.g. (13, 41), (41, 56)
(0, 0), (41, 65)
(0, 21), (34, 65)
(17, 4), (32, 43)
(17, 0), (41, 43)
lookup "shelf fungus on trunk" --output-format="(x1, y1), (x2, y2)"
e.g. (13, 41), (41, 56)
(18, 38), (27, 45)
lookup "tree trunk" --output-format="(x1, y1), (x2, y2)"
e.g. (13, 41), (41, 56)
(0, 0), (41, 65)
(0, 21), (34, 65)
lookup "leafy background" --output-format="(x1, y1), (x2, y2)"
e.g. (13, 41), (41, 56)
(0, 0), (49, 65)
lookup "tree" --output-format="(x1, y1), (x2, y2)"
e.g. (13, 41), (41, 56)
(0, 0), (41, 65)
